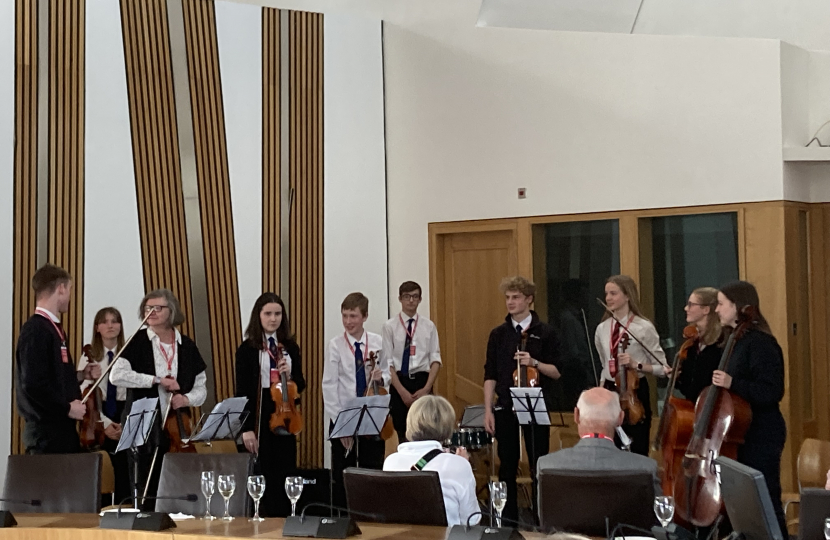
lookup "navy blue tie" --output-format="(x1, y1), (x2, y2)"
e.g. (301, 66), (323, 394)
(355, 342), (367, 397)
(401, 318), (414, 376)
(268, 337), (278, 370)
(104, 351), (118, 419)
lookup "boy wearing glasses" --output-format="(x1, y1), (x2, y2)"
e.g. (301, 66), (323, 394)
(381, 281), (442, 443)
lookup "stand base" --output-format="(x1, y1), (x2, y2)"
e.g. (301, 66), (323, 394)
(100, 512), (176, 531)
(651, 524), (696, 540)
(283, 516), (361, 538)
(447, 525), (524, 540)
(0, 511), (17, 528)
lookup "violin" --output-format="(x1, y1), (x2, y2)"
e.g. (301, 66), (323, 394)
(675, 308), (753, 527)
(269, 344), (303, 435)
(512, 331), (539, 387)
(164, 388), (196, 453)
(615, 333), (645, 425)
(364, 351), (394, 440)
(79, 344), (106, 450)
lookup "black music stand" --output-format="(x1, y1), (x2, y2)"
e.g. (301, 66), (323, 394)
(114, 397), (159, 511)
(188, 397), (249, 446)
(509, 387), (549, 520)
(329, 395), (390, 468)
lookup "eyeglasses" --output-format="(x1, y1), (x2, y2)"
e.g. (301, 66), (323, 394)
(401, 294), (421, 301)
(144, 305), (170, 313)
(685, 301), (705, 308)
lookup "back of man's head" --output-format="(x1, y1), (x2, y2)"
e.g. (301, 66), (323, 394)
(574, 388), (622, 438)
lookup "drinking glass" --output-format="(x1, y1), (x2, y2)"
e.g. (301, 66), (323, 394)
(217, 474), (236, 521)
(285, 476), (304, 517)
(823, 517), (830, 540)
(200, 471), (216, 520)
(654, 495), (675, 528)
(490, 481), (507, 527)
(247, 475), (266, 522)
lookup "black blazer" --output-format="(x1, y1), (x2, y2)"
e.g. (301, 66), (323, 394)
(675, 341), (723, 404)
(235, 339), (305, 434)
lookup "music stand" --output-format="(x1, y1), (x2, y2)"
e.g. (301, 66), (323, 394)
(188, 397), (249, 447)
(329, 395), (390, 468)
(116, 397), (159, 510)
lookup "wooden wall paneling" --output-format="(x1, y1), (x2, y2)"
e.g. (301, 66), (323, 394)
(288, 10), (324, 468)
(120, 0), (195, 335)
(180, 0), (242, 404)
(262, 7), (280, 293)
(12, 0), (39, 455)
(813, 206), (830, 441)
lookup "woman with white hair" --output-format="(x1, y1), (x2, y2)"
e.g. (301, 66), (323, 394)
(383, 395), (481, 526)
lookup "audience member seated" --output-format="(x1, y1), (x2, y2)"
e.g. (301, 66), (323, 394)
(826, 468), (830, 490)
(383, 395), (481, 526)
(537, 387), (660, 495)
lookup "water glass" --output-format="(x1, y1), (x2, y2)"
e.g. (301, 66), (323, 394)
(200, 471), (216, 520)
(490, 481), (507, 527)
(247, 475), (266, 522)
(654, 495), (675, 528)
(285, 476), (304, 517)
(823, 517), (830, 540)
(217, 474), (236, 521)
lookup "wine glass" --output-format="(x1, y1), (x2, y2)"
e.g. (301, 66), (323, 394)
(823, 517), (830, 540)
(217, 474), (236, 521)
(490, 481), (507, 527)
(654, 495), (675, 528)
(285, 476), (304, 517)
(201, 471), (216, 520)
(247, 475), (266, 522)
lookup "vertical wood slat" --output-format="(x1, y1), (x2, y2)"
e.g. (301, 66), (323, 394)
(12, 0), (39, 456)
(180, 0), (242, 403)
(289, 10), (324, 469)
(46, 0), (85, 376)
(120, 0), (195, 336)
(262, 7), (280, 293)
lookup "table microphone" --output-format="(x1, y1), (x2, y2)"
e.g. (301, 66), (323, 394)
(446, 511), (530, 540)
(116, 493), (199, 514)
(283, 503), (380, 538)
(0, 498), (42, 528)
(100, 494), (197, 532)
(0, 498), (41, 507)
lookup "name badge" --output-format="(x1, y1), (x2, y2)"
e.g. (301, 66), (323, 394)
(409, 345), (416, 356)
(270, 368), (280, 384)
(60, 345), (68, 364)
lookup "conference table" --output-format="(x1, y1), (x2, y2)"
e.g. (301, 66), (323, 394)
(0, 514), (550, 540)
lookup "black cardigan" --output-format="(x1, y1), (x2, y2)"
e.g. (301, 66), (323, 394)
(675, 341), (723, 404)
(235, 339), (305, 434)
(15, 315), (81, 424)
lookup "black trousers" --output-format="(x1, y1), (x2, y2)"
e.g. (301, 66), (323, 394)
(252, 389), (299, 517)
(23, 420), (80, 454)
(329, 422), (385, 510)
(389, 371), (430, 443)
(739, 441), (787, 539)
(605, 377), (652, 456)
(103, 400), (130, 505)
(494, 408), (550, 525)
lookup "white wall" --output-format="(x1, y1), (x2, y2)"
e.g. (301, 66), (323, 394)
(84, 0), (146, 336)
(323, 13), (387, 466)
(0, 0), (16, 485)
(215, 0), (263, 326)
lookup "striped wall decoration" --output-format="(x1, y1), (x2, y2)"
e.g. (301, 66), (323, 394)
(181, 0), (242, 403)
(120, 0), (195, 336)
(11, 0), (39, 455)
(262, 7), (280, 294)
(289, 10), (324, 469)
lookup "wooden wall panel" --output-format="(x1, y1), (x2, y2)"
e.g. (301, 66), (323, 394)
(262, 7), (280, 293)
(46, 0), (85, 372)
(120, 0), (194, 335)
(289, 10), (324, 468)
(12, 0), (39, 455)
(181, 0), (242, 403)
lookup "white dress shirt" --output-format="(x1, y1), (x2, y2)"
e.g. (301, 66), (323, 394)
(78, 346), (127, 427)
(383, 440), (481, 526)
(594, 315), (667, 381)
(512, 313), (532, 332)
(381, 312), (442, 374)
(110, 328), (207, 407)
(259, 333), (293, 388)
(321, 330), (387, 421)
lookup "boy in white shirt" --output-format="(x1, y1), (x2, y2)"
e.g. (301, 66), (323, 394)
(322, 292), (390, 508)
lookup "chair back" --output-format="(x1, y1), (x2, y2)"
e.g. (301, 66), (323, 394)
(155, 453), (254, 517)
(797, 439), (830, 490)
(539, 469), (656, 536)
(2, 453), (102, 513)
(98, 450), (115, 499)
(343, 468), (448, 526)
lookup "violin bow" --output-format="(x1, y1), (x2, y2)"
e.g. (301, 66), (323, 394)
(581, 308), (600, 387)
(595, 298), (670, 369)
(81, 311), (153, 404)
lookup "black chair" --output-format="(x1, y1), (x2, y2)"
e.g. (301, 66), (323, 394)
(2, 453), (102, 513)
(155, 453), (255, 517)
(538, 469), (656, 536)
(343, 468), (448, 526)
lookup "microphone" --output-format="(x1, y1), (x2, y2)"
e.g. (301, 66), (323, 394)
(284, 503), (379, 538)
(299, 502), (382, 522)
(447, 510), (529, 540)
(0, 498), (42, 529)
(116, 493), (198, 514)
(0, 498), (41, 507)
(100, 494), (198, 532)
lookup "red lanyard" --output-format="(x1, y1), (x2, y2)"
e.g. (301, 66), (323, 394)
(399, 314), (418, 340)
(581, 433), (614, 442)
(609, 315), (634, 353)
(158, 340), (176, 373)
(35, 308), (65, 342)
(264, 338), (283, 363)
(344, 332), (369, 359)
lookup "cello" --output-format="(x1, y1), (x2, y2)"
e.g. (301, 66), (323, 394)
(654, 324), (698, 500)
(79, 344), (106, 450)
(364, 351), (394, 440)
(674, 308), (753, 527)
(269, 344), (303, 435)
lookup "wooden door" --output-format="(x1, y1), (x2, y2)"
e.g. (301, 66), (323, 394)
(433, 228), (518, 410)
